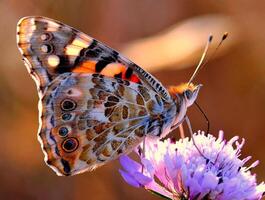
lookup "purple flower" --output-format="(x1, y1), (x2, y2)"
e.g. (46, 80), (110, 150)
(119, 154), (152, 188)
(119, 131), (265, 200)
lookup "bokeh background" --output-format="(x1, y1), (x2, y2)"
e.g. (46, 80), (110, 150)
(0, 1), (265, 199)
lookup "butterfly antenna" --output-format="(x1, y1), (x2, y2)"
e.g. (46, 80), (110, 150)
(188, 35), (213, 85)
(216, 32), (229, 51)
(201, 32), (228, 69)
(188, 32), (229, 85)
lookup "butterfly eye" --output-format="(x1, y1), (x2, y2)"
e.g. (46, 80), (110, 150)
(58, 127), (69, 137)
(61, 138), (79, 153)
(61, 99), (77, 111)
(184, 90), (193, 99)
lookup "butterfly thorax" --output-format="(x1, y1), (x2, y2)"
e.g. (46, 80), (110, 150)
(167, 83), (202, 131)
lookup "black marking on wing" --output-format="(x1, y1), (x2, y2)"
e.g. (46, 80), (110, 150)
(55, 56), (72, 73)
(61, 159), (71, 175)
(74, 39), (120, 74)
(75, 40), (99, 65)
(114, 72), (122, 78)
(129, 63), (170, 100)
(125, 67), (133, 79)
(95, 60), (110, 72)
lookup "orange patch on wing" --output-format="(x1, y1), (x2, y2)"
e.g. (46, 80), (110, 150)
(73, 61), (96, 73)
(101, 63), (127, 77)
(73, 61), (141, 83)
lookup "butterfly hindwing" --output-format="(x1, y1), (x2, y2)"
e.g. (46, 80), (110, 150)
(17, 16), (170, 100)
(40, 73), (169, 176)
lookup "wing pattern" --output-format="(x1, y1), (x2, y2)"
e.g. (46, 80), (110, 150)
(17, 16), (176, 176)
(40, 73), (172, 175)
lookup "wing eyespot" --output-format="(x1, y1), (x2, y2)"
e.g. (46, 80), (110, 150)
(41, 44), (53, 53)
(40, 32), (53, 41)
(61, 99), (77, 111)
(61, 138), (79, 153)
(58, 127), (69, 137)
(61, 113), (72, 121)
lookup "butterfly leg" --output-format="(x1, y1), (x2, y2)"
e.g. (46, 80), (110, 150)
(179, 123), (185, 139)
(140, 136), (146, 173)
(185, 116), (211, 162)
(142, 136), (146, 158)
(169, 117), (185, 133)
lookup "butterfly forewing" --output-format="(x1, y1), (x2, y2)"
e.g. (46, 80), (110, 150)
(17, 16), (176, 176)
(17, 16), (171, 100)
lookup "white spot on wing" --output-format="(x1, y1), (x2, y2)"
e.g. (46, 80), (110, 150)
(47, 55), (60, 67)
(72, 38), (90, 48)
(66, 45), (83, 56)
(89, 108), (108, 122)
(47, 21), (60, 31)
(29, 18), (37, 31)
(66, 88), (82, 97)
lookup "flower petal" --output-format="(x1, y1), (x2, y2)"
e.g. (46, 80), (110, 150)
(119, 169), (140, 188)
(133, 171), (152, 185)
(201, 171), (219, 191)
(119, 155), (142, 173)
(141, 158), (155, 176)
(145, 181), (173, 199)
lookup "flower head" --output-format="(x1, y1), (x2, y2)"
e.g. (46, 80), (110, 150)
(119, 131), (265, 200)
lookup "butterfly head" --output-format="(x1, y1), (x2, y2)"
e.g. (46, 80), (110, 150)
(168, 83), (202, 107)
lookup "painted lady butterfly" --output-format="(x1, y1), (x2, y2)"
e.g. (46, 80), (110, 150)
(17, 16), (201, 176)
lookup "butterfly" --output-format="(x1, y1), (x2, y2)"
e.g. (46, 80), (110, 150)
(17, 16), (201, 176)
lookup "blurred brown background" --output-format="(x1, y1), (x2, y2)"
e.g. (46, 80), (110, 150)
(0, 0), (265, 199)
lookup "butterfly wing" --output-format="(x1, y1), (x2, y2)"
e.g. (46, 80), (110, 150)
(39, 73), (171, 176)
(17, 16), (175, 176)
(17, 16), (170, 101)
